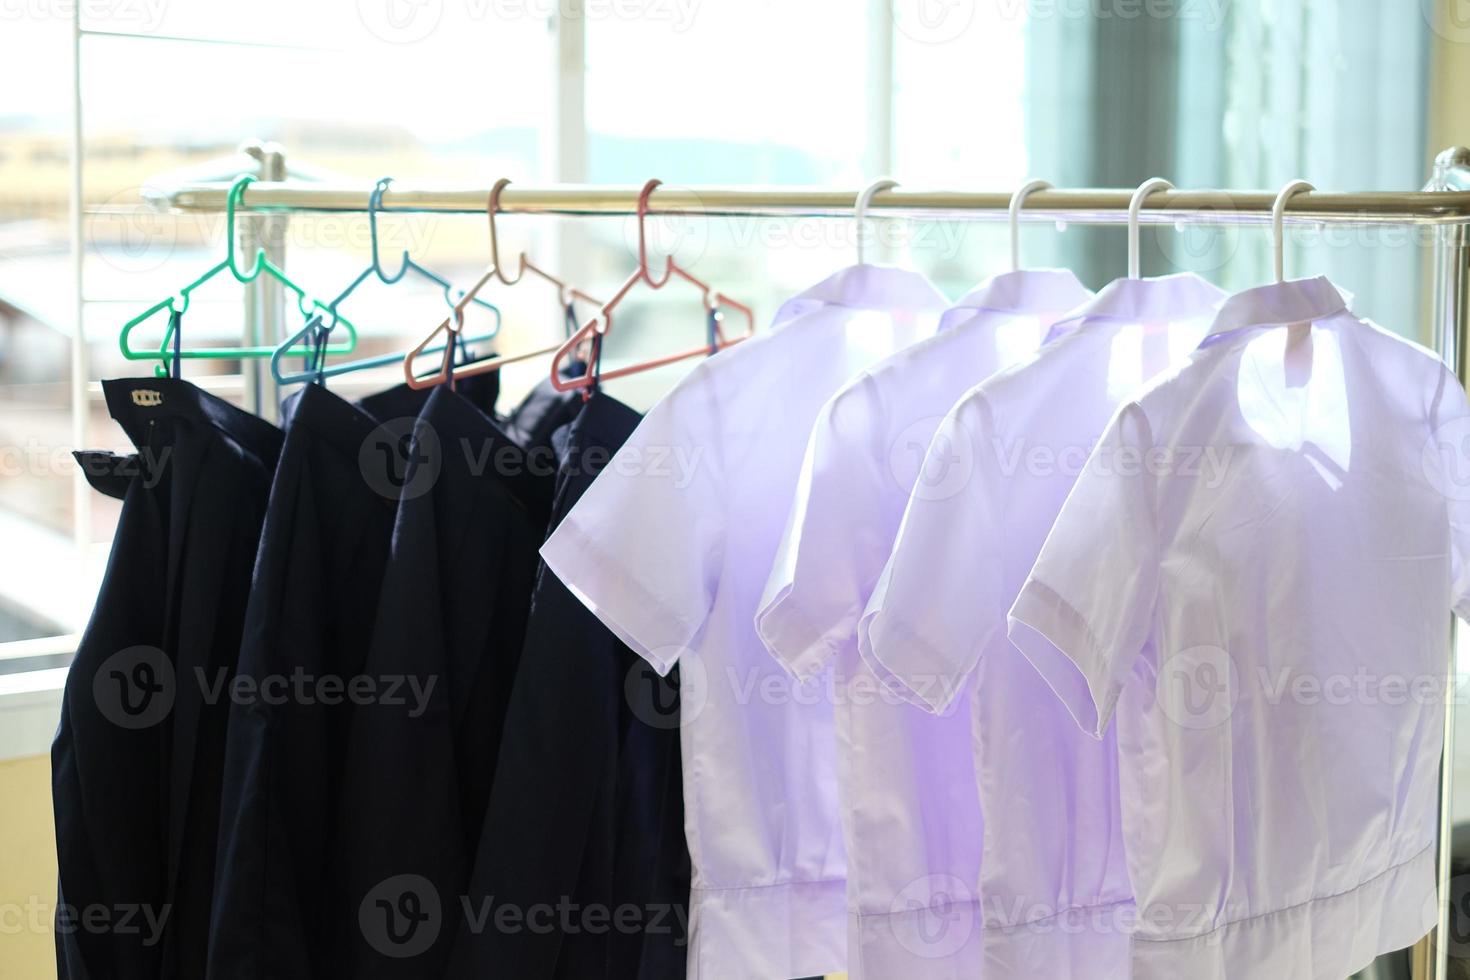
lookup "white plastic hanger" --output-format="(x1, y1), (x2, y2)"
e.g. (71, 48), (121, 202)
(1008, 179), (1052, 271)
(855, 178), (899, 265)
(1127, 177), (1174, 279)
(1271, 179), (1315, 282)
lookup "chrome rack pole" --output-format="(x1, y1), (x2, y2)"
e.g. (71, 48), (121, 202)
(145, 183), (1470, 227)
(67, 0), (88, 558)
(1433, 145), (1470, 980)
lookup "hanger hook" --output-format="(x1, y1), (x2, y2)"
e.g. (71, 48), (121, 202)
(855, 178), (898, 266)
(1271, 179), (1314, 283)
(1127, 177), (1173, 279)
(487, 177), (525, 287)
(1008, 179), (1051, 272)
(635, 179), (671, 287)
(370, 177), (411, 284)
(225, 174), (263, 280)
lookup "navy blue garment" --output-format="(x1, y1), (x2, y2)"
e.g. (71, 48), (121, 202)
(450, 392), (691, 980)
(501, 373), (585, 452)
(53, 378), (283, 980)
(334, 383), (566, 977)
(206, 376), (498, 980)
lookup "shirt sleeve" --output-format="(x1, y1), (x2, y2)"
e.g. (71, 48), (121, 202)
(755, 378), (887, 681)
(539, 381), (725, 676)
(856, 390), (1005, 715)
(1005, 402), (1161, 739)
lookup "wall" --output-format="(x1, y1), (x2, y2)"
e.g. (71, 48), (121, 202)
(0, 753), (57, 980)
(1427, 2), (1470, 156)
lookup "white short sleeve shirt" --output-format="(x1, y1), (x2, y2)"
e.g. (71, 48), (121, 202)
(860, 272), (1226, 978)
(1007, 276), (1464, 979)
(539, 264), (948, 980)
(753, 268), (1092, 977)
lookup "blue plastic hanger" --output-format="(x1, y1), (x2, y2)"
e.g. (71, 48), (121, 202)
(271, 177), (501, 385)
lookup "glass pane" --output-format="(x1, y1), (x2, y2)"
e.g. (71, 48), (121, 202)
(0, 15), (77, 644)
(583, 0), (870, 396)
(74, 20), (554, 541)
(892, 3), (1029, 297)
(587, 0), (870, 185)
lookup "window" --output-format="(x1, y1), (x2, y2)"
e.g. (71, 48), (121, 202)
(0, 3), (1443, 642)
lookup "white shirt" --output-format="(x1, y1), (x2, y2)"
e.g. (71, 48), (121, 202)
(755, 268), (1092, 977)
(539, 264), (948, 980)
(861, 272), (1226, 978)
(1007, 276), (1461, 979)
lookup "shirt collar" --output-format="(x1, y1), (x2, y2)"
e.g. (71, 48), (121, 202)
(939, 268), (1094, 332)
(772, 263), (949, 327)
(1048, 273), (1227, 341)
(1199, 276), (1351, 345)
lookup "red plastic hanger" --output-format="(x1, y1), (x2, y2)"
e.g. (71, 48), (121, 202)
(549, 179), (754, 397)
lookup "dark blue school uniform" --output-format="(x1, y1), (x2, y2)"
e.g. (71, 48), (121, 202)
(54, 378), (283, 980)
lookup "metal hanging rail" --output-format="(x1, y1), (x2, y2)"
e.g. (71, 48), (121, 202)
(148, 181), (1470, 226)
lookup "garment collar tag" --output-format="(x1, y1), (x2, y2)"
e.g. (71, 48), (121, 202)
(1284, 321), (1313, 387)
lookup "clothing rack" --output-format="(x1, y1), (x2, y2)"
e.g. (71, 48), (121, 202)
(144, 146), (1470, 980)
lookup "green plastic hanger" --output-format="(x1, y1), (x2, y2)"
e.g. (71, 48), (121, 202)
(119, 174), (359, 375)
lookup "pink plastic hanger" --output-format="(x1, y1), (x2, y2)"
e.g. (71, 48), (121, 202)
(404, 178), (603, 389)
(548, 179), (754, 397)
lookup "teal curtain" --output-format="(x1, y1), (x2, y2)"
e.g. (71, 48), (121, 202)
(1025, 0), (1430, 338)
